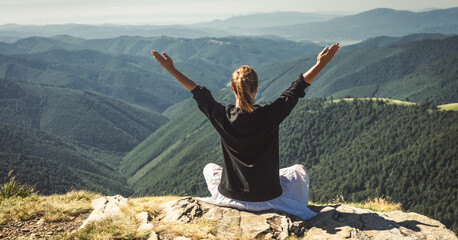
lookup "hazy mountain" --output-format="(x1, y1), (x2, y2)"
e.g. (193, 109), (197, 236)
(0, 11), (338, 40)
(0, 36), (20, 43)
(0, 34), (321, 70)
(2, 8), (455, 42)
(192, 12), (339, 29)
(0, 23), (227, 40)
(345, 33), (449, 49)
(78, 36), (322, 67)
(0, 36), (83, 55)
(236, 8), (458, 41)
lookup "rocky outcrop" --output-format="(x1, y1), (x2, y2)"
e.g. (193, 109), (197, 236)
(304, 204), (455, 239)
(79, 195), (127, 230)
(160, 197), (305, 239)
(80, 196), (457, 240)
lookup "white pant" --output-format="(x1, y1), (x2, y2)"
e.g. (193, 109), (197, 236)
(199, 163), (317, 220)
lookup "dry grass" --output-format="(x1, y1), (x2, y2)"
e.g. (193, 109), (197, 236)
(72, 215), (150, 240)
(438, 103), (458, 111)
(128, 195), (181, 217)
(356, 197), (402, 212)
(0, 171), (35, 199)
(154, 218), (218, 239)
(329, 97), (416, 106)
(0, 190), (100, 225)
(327, 194), (402, 212)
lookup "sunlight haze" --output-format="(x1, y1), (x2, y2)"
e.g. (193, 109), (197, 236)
(0, 0), (457, 25)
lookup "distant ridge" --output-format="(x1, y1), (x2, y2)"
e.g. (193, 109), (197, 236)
(192, 11), (339, 29)
(0, 7), (456, 41)
(233, 7), (458, 41)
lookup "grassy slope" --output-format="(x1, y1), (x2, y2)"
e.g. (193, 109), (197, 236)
(438, 103), (458, 111)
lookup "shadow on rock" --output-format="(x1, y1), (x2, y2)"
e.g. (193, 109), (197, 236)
(304, 204), (450, 239)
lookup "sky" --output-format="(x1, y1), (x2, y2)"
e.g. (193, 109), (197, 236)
(0, 0), (457, 25)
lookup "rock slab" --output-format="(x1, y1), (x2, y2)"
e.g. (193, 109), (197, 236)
(79, 195), (127, 229)
(79, 196), (457, 240)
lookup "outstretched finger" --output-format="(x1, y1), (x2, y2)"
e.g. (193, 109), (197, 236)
(151, 50), (164, 62)
(328, 44), (339, 56)
(320, 47), (329, 55)
(331, 43), (339, 51)
(162, 52), (170, 61)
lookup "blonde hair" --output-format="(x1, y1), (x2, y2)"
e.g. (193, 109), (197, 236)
(231, 65), (258, 113)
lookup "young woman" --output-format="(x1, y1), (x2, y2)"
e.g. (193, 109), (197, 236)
(152, 43), (339, 220)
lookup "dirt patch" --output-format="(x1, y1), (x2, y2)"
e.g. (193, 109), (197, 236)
(0, 212), (89, 239)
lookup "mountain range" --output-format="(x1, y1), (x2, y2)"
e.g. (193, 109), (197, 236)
(0, 35), (322, 112)
(0, 8), (457, 42)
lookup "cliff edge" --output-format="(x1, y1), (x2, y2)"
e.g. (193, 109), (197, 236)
(1, 194), (456, 239)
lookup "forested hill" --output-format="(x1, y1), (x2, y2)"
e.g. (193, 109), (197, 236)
(0, 78), (170, 195)
(0, 34), (455, 115)
(121, 98), (457, 232)
(0, 36), (321, 112)
(256, 35), (458, 105)
(0, 78), (167, 153)
(163, 34), (458, 117)
(0, 123), (132, 195)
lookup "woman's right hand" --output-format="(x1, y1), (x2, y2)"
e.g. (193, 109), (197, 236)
(152, 50), (174, 71)
(317, 43), (339, 66)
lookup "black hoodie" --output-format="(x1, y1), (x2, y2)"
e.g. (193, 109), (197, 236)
(192, 75), (309, 202)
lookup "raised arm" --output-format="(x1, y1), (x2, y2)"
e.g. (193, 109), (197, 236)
(151, 50), (197, 91)
(302, 43), (339, 84)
